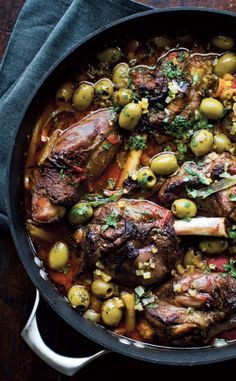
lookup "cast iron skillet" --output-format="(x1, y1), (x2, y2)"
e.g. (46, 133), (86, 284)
(6, 8), (236, 373)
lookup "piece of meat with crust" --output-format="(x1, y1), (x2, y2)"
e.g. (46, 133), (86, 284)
(146, 51), (217, 128)
(158, 152), (236, 220)
(75, 199), (182, 286)
(130, 66), (168, 103)
(145, 271), (236, 345)
(32, 109), (120, 223)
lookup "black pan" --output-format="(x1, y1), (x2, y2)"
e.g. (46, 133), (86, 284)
(6, 8), (236, 367)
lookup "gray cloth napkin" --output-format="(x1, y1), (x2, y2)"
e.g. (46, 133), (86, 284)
(0, 0), (151, 219)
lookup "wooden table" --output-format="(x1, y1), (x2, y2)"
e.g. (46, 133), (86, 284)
(0, 1), (235, 380)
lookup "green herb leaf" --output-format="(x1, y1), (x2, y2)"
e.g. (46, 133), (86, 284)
(102, 142), (111, 151)
(128, 135), (147, 150)
(186, 178), (236, 199)
(176, 141), (188, 161)
(162, 60), (182, 79)
(224, 259), (236, 278)
(184, 165), (212, 185)
(228, 230), (236, 239)
(101, 209), (120, 232)
(229, 194), (236, 202)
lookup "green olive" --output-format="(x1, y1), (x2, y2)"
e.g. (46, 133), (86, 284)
(153, 35), (172, 48)
(72, 83), (94, 111)
(91, 279), (114, 299)
(69, 202), (93, 225)
(112, 63), (129, 89)
(95, 78), (114, 100)
(213, 133), (232, 153)
(67, 285), (90, 310)
(113, 88), (133, 107)
(183, 248), (202, 267)
(101, 297), (123, 326)
(171, 198), (197, 219)
(211, 35), (235, 51)
(84, 309), (101, 323)
(150, 153), (178, 176)
(199, 98), (224, 120)
(190, 129), (214, 157)
(199, 238), (228, 254)
(137, 167), (157, 189)
(56, 82), (73, 102)
(48, 242), (69, 270)
(97, 47), (122, 64)
(214, 53), (236, 77)
(119, 103), (142, 130)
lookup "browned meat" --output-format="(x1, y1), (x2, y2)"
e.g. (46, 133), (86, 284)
(130, 67), (168, 103)
(158, 153), (236, 220)
(32, 109), (120, 223)
(146, 51), (217, 128)
(75, 199), (182, 286)
(145, 271), (236, 345)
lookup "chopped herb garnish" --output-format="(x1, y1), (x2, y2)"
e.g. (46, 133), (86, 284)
(166, 115), (191, 139)
(128, 135), (147, 150)
(187, 307), (194, 315)
(176, 141), (188, 161)
(228, 230), (236, 239)
(70, 181), (78, 188)
(229, 194), (236, 202)
(162, 60), (182, 79)
(163, 145), (171, 152)
(178, 51), (186, 62)
(182, 216), (192, 222)
(101, 209), (120, 232)
(224, 259), (236, 278)
(102, 142), (111, 151)
(60, 169), (67, 180)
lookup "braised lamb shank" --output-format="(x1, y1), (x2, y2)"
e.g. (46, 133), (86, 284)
(75, 199), (181, 286)
(32, 109), (120, 223)
(146, 271), (236, 345)
(158, 152), (236, 221)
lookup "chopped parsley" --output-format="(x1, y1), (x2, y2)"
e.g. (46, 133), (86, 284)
(224, 259), (236, 278)
(228, 230), (236, 239)
(101, 209), (120, 232)
(102, 142), (111, 151)
(162, 60), (182, 79)
(163, 145), (172, 152)
(60, 169), (67, 180)
(176, 141), (188, 161)
(166, 115), (191, 139)
(128, 135), (147, 150)
(229, 194), (236, 202)
(178, 51), (186, 62)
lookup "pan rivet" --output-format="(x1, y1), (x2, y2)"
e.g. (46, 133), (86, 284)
(34, 256), (43, 268)
(119, 338), (131, 345)
(134, 341), (145, 348)
(39, 269), (48, 281)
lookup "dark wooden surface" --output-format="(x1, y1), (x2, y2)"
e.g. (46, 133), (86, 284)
(0, 1), (236, 380)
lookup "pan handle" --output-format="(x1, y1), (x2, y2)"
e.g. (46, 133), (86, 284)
(21, 290), (108, 376)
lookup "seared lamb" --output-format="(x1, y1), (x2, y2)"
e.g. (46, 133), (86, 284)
(32, 109), (120, 223)
(145, 271), (236, 345)
(158, 152), (236, 220)
(74, 199), (182, 286)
